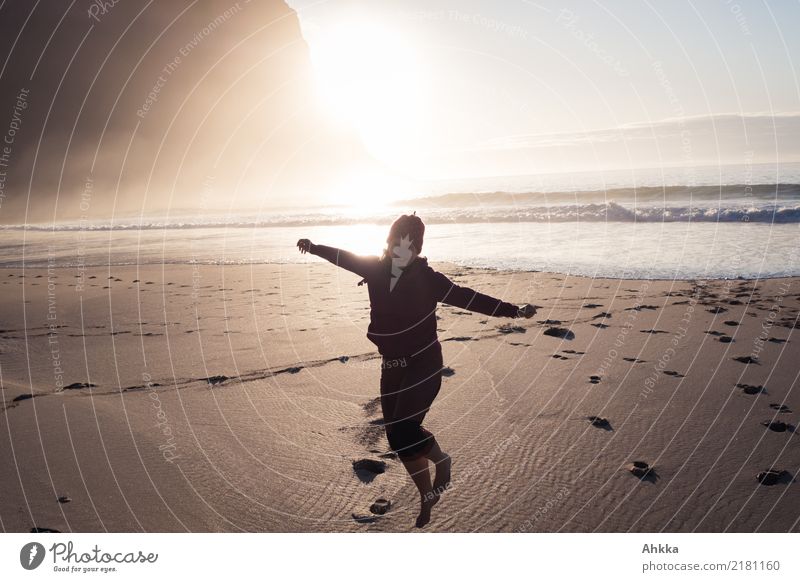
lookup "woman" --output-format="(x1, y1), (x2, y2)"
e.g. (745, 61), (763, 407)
(297, 214), (536, 527)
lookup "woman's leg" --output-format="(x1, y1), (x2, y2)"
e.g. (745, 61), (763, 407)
(426, 438), (452, 497)
(381, 346), (446, 527)
(400, 455), (436, 528)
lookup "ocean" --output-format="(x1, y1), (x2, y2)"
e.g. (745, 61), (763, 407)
(3, 162), (800, 280)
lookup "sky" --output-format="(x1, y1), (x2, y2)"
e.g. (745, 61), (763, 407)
(288, 0), (800, 179)
(0, 1), (798, 223)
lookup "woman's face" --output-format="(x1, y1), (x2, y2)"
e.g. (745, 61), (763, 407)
(387, 234), (418, 267)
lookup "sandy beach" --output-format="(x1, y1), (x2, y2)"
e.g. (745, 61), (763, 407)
(0, 262), (798, 532)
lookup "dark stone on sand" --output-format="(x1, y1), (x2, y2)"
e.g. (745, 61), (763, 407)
(498, 324), (526, 334)
(705, 330), (725, 336)
(756, 469), (789, 486)
(733, 356), (759, 364)
(30, 527), (61, 533)
(582, 303), (603, 309)
(591, 323), (609, 329)
(736, 383), (765, 395)
(723, 321), (739, 326)
(708, 306), (728, 314)
(761, 420), (787, 432)
(338, 355), (349, 363)
(63, 382), (97, 390)
(543, 327), (574, 340)
(286, 366), (303, 374)
(57, 496), (71, 504)
(592, 312), (611, 319)
(641, 329), (668, 334)
(378, 451), (398, 460)
(718, 336), (734, 343)
(540, 319), (562, 325)
(768, 337), (788, 344)
(441, 367), (455, 377)
(370, 498), (391, 515)
(589, 376), (601, 384)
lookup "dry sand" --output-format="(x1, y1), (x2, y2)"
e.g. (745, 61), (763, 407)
(1, 263), (798, 532)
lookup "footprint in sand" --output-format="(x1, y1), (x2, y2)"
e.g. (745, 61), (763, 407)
(761, 420), (794, 433)
(756, 469), (791, 486)
(586, 416), (612, 430)
(352, 459), (387, 483)
(736, 383), (766, 395)
(769, 403), (792, 413)
(543, 327), (575, 340)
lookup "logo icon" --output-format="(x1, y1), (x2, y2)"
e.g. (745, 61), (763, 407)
(20, 542), (46, 570)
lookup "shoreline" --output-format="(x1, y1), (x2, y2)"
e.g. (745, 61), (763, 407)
(3, 262), (800, 283)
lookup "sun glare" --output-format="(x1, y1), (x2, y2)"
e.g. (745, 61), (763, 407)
(308, 18), (428, 163)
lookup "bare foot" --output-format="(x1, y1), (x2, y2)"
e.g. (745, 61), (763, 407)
(433, 454), (452, 497)
(415, 495), (437, 528)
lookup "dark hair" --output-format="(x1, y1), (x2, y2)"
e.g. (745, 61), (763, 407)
(386, 213), (425, 253)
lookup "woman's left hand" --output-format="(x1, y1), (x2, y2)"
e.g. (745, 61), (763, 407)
(517, 304), (538, 318)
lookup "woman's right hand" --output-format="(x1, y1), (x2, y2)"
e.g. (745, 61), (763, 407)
(297, 239), (313, 254)
(517, 304), (538, 319)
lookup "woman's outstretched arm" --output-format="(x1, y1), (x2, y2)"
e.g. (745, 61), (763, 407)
(297, 239), (377, 279)
(426, 267), (537, 318)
